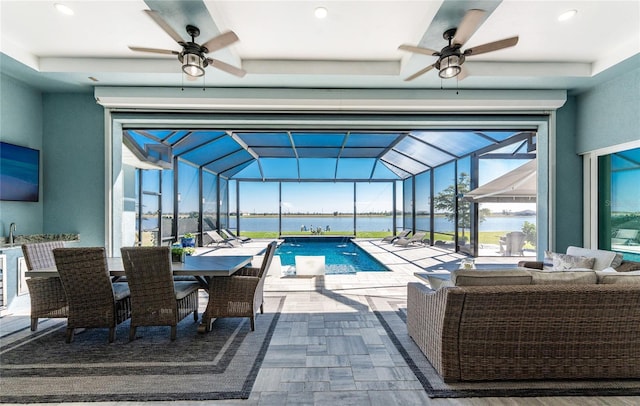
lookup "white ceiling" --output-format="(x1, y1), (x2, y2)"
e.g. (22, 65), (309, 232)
(1, 0), (639, 92)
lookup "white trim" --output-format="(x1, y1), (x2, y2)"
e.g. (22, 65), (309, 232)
(94, 87), (567, 112)
(104, 109), (113, 257)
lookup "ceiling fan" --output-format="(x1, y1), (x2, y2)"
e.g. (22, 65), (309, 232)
(398, 9), (518, 81)
(129, 10), (246, 78)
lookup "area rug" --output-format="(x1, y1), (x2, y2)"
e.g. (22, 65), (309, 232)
(0, 296), (285, 403)
(366, 295), (640, 398)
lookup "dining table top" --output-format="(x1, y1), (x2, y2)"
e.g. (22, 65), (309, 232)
(25, 255), (254, 278)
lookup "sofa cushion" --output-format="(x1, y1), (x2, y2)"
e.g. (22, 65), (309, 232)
(543, 251), (595, 271)
(566, 246), (623, 271)
(451, 269), (532, 286)
(531, 270), (597, 285)
(597, 270), (640, 284)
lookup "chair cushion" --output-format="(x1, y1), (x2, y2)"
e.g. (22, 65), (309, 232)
(112, 282), (130, 300)
(543, 251), (595, 271)
(174, 281), (200, 300)
(451, 269), (533, 286)
(566, 246), (623, 270)
(531, 270), (597, 285)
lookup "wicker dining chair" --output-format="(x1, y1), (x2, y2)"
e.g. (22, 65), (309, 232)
(22, 241), (68, 331)
(202, 241), (277, 332)
(53, 247), (131, 343)
(120, 246), (199, 341)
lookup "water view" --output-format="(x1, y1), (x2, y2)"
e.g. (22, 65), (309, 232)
(234, 215), (535, 233)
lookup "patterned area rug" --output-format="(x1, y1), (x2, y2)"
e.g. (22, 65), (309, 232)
(366, 295), (640, 398)
(0, 296), (285, 403)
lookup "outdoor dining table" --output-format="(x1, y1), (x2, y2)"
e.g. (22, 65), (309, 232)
(26, 255), (254, 290)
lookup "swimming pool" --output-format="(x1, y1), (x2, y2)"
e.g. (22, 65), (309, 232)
(276, 237), (388, 274)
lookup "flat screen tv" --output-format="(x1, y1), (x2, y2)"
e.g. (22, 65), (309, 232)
(0, 142), (40, 202)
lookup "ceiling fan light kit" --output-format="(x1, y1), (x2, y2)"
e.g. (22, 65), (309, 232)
(181, 52), (206, 77)
(438, 55), (462, 79)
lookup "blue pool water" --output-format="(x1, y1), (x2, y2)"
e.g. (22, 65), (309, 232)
(276, 237), (388, 274)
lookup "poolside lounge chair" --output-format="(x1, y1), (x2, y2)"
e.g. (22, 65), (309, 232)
(222, 228), (251, 243)
(205, 230), (242, 248)
(381, 229), (410, 243)
(394, 231), (427, 247)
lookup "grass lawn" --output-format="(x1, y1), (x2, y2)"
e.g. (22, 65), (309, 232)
(241, 230), (535, 249)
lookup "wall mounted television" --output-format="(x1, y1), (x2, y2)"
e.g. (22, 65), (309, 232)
(0, 141), (40, 202)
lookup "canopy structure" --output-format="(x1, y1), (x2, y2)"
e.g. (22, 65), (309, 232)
(464, 159), (537, 203)
(123, 129), (537, 182)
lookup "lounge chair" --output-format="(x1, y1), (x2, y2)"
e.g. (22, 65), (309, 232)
(394, 231), (427, 247)
(222, 228), (251, 243)
(205, 230), (242, 247)
(499, 231), (526, 256)
(381, 229), (410, 243)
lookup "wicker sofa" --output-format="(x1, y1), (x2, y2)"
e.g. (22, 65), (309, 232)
(407, 247), (640, 382)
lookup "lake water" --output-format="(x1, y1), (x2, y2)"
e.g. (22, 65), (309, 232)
(142, 215), (535, 233)
(236, 215), (535, 233)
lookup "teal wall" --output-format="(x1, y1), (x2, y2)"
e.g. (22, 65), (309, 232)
(576, 66), (640, 153)
(42, 93), (105, 247)
(0, 73), (44, 237)
(554, 96), (583, 252)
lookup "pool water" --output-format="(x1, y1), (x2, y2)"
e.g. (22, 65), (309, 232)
(276, 237), (388, 274)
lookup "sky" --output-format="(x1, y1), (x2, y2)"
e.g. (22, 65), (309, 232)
(143, 154), (638, 217)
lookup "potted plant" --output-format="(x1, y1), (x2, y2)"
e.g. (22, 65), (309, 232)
(181, 233), (196, 248)
(183, 247), (196, 256)
(171, 244), (185, 263)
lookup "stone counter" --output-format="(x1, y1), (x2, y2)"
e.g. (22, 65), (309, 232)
(11, 233), (80, 245)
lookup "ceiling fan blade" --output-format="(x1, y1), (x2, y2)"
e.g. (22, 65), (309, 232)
(464, 36), (519, 56)
(143, 10), (184, 44)
(404, 63), (436, 81)
(201, 31), (240, 53)
(206, 58), (246, 77)
(128, 46), (179, 55)
(398, 44), (439, 57)
(452, 9), (486, 46)
(457, 65), (469, 81)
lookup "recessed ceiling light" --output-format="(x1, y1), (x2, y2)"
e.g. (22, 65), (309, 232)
(54, 3), (74, 16)
(558, 9), (577, 22)
(315, 7), (328, 19)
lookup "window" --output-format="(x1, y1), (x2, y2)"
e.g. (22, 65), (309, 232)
(599, 147), (640, 261)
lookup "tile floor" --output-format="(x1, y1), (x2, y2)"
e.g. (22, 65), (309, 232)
(2, 239), (638, 405)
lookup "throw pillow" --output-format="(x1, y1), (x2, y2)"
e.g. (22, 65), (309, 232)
(544, 251), (596, 271)
(542, 251), (555, 270)
(616, 260), (640, 273)
(610, 253), (624, 269)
